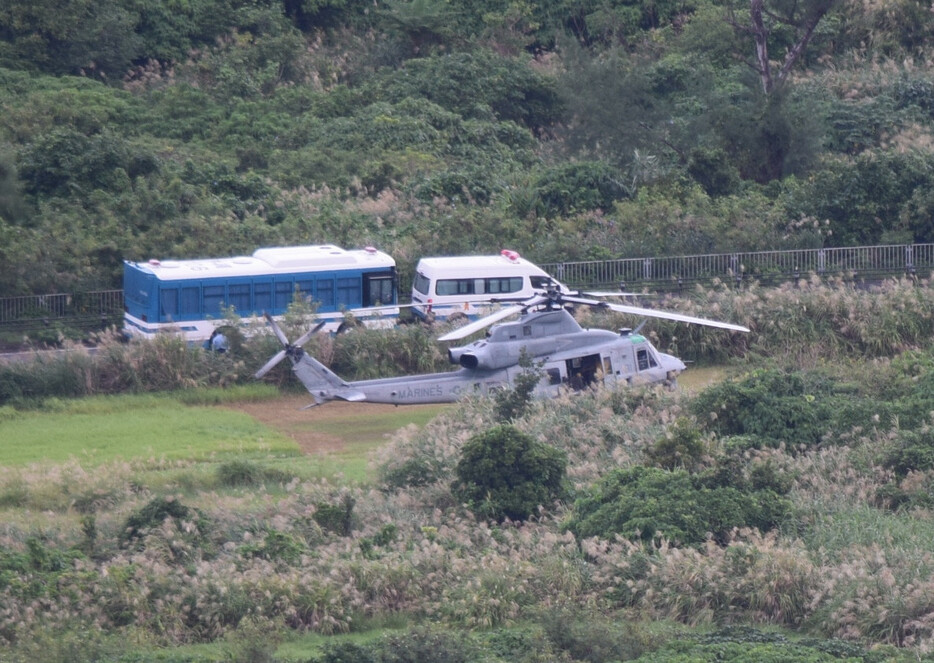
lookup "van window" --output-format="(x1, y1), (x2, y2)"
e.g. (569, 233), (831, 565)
(436, 277), (523, 296)
(413, 272), (431, 295)
(487, 277), (523, 294)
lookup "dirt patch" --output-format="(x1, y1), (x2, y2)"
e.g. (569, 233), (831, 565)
(233, 395), (438, 456)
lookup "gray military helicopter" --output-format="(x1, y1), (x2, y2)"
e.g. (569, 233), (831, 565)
(254, 287), (749, 406)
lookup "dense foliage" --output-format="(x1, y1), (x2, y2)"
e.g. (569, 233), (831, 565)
(453, 424), (567, 522)
(2, 0), (934, 296)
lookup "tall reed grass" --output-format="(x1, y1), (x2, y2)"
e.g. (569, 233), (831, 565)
(5, 279), (934, 659)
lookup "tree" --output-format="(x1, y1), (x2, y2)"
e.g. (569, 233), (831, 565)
(729, 0), (838, 95)
(453, 425), (567, 522)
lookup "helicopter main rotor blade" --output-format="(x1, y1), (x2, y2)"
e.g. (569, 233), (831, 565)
(578, 290), (641, 298)
(254, 349), (287, 379)
(292, 320), (327, 349)
(264, 312), (290, 347)
(597, 301), (749, 332)
(436, 304), (526, 342)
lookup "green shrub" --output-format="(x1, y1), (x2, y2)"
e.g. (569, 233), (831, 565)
(312, 640), (379, 663)
(690, 368), (833, 449)
(494, 353), (542, 422)
(217, 459), (263, 487)
(645, 417), (707, 471)
(453, 425), (567, 522)
(313, 494), (356, 536)
(568, 466), (791, 546)
(634, 625), (897, 662)
(540, 607), (655, 662)
(881, 427), (934, 477)
(375, 625), (480, 663)
(121, 496), (210, 559)
(239, 530), (308, 566)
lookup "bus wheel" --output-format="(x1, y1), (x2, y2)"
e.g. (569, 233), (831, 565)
(337, 319), (363, 334)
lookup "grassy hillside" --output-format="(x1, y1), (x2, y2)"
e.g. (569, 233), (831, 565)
(4, 345), (934, 661)
(2, 1), (934, 295)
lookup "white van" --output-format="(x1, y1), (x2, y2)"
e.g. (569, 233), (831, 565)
(410, 250), (569, 322)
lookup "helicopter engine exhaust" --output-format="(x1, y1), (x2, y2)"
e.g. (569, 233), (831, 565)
(448, 343), (520, 370)
(448, 347), (478, 369)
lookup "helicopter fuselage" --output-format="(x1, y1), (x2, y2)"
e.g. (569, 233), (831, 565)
(290, 312), (685, 405)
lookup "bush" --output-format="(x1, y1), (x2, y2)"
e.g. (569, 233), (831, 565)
(453, 425), (567, 522)
(567, 465), (791, 546)
(216, 460), (264, 487)
(313, 494), (356, 536)
(121, 496), (210, 559)
(690, 368), (833, 449)
(881, 427), (934, 477)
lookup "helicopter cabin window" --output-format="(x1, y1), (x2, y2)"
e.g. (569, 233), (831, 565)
(523, 325), (532, 337)
(636, 348), (658, 371)
(547, 368), (562, 385)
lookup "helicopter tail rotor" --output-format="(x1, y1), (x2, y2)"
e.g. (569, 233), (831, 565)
(254, 314), (326, 378)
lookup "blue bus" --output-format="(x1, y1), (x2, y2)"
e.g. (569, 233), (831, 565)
(123, 244), (398, 341)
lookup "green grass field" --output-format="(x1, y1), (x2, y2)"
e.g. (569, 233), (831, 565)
(0, 392), (299, 466)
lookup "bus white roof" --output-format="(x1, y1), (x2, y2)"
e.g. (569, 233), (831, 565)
(416, 253), (550, 277)
(127, 245), (395, 281)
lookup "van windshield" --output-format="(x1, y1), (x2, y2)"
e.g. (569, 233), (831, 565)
(413, 272), (431, 295)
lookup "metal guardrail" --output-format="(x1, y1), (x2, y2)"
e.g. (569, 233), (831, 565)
(0, 290), (123, 330)
(2, 244), (933, 330)
(540, 244), (934, 290)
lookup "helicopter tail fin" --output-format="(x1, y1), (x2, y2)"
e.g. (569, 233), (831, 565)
(291, 352), (366, 403)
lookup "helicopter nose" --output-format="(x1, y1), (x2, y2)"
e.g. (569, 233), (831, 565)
(658, 353), (686, 374)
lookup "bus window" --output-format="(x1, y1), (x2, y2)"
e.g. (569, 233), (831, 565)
(274, 281), (292, 310)
(228, 283), (251, 313)
(254, 282), (272, 312)
(181, 287), (200, 317)
(317, 279), (334, 307)
(296, 280), (314, 303)
(160, 288), (179, 319)
(203, 285), (225, 316)
(337, 277), (360, 307)
(365, 275), (394, 306)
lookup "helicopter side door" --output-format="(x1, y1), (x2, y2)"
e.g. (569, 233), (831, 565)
(565, 353), (602, 390)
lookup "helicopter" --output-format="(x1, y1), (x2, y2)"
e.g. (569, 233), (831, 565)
(254, 287), (749, 406)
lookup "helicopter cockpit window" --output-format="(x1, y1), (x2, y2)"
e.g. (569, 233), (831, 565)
(636, 349), (658, 371)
